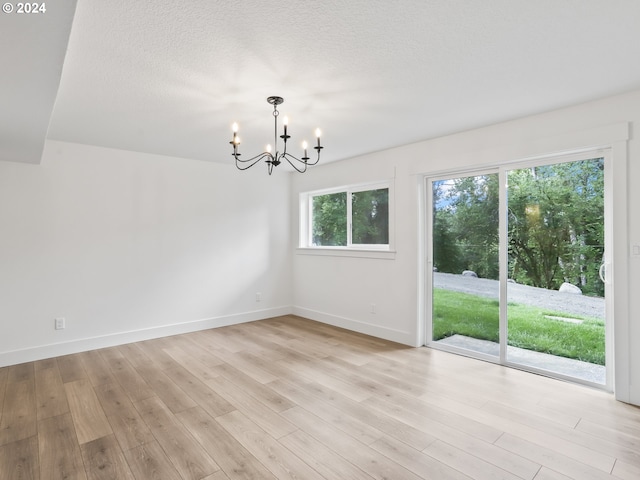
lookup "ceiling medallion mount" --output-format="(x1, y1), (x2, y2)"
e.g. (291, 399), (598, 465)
(266, 96), (284, 106)
(231, 96), (323, 175)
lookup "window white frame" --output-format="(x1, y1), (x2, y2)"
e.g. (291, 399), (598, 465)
(298, 181), (395, 258)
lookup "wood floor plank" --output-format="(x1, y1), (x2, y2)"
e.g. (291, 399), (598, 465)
(265, 377), (384, 445)
(276, 356), (372, 403)
(213, 363), (295, 413)
(575, 416), (640, 454)
(123, 440), (182, 480)
(93, 382), (155, 450)
(423, 439), (523, 480)
(134, 395), (220, 480)
(204, 374), (297, 439)
(279, 429), (375, 480)
(163, 366), (235, 418)
(79, 350), (117, 387)
(35, 364), (69, 420)
(369, 435), (472, 480)
(163, 346), (221, 383)
(289, 379), (436, 450)
(56, 354), (87, 384)
(201, 472), (231, 480)
(538, 388), (640, 426)
(130, 362), (197, 414)
(114, 343), (151, 368)
(38, 413), (86, 480)
(612, 458), (640, 479)
(128, 338), (181, 372)
(64, 379), (113, 445)
(98, 347), (155, 403)
(480, 400), (619, 472)
(216, 409), (327, 480)
(436, 426), (541, 479)
(0, 367), (7, 420)
(0, 379), (36, 446)
(198, 328), (251, 354)
(228, 325), (295, 360)
(177, 406), (278, 480)
(185, 330), (236, 358)
(218, 350), (280, 385)
(363, 393), (506, 458)
(237, 351), (311, 384)
(7, 363), (35, 383)
(281, 405), (425, 480)
(363, 378), (504, 444)
(80, 434), (135, 480)
(531, 468), (573, 480)
(0, 436), (39, 480)
(338, 356), (429, 396)
(495, 433), (616, 480)
(482, 397), (582, 429)
(168, 336), (227, 369)
(34, 358), (57, 371)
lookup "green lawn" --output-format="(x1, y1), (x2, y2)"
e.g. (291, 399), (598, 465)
(433, 288), (605, 365)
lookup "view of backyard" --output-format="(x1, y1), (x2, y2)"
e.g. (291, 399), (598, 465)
(431, 158), (605, 375)
(432, 288), (605, 365)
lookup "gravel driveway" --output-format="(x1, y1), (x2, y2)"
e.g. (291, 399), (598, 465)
(433, 272), (604, 319)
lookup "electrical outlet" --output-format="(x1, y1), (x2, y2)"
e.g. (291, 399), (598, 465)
(55, 317), (66, 330)
(370, 303), (376, 314)
(256, 292), (262, 302)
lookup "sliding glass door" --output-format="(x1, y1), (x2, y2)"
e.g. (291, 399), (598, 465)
(505, 158), (607, 383)
(427, 153), (610, 387)
(431, 173), (500, 360)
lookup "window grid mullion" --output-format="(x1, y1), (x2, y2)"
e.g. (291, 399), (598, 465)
(347, 190), (353, 247)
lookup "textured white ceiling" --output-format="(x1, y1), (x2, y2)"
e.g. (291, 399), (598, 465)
(4, 0), (640, 166)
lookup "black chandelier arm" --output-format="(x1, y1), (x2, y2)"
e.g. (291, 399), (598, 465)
(280, 153), (309, 173)
(233, 151), (273, 171)
(282, 146), (322, 165)
(279, 149), (322, 173)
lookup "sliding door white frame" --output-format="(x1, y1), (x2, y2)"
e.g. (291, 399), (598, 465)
(423, 149), (615, 391)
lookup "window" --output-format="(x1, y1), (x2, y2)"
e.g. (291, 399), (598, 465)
(301, 182), (392, 252)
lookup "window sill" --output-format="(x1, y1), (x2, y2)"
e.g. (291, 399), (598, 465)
(296, 247), (396, 260)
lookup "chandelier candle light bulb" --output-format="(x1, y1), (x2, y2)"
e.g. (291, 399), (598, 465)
(230, 96), (323, 175)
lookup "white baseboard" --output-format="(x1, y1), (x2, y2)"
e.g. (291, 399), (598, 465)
(292, 306), (417, 346)
(0, 306), (418, 367)
(0, 306), (292, 367)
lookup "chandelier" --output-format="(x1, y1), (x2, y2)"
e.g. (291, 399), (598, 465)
(230, 96), (323, 175)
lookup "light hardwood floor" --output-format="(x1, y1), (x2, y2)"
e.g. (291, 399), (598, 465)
(1, 315), (639, 479)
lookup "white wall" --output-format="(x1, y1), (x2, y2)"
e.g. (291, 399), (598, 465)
(0, 140), (292, 366)
(291, 89), (640, 406)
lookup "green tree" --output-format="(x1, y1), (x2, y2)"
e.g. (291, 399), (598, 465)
(312, 192), (347, 246)
(352, 188), (389, 244)
(432, 159), (604, 296)
(432, 181), (464, 273)
(433, 175), (500, 279)
(507, 159), (604, 295)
